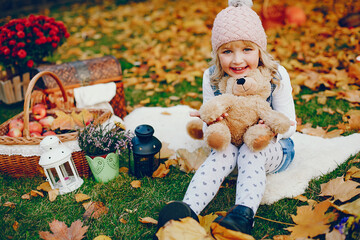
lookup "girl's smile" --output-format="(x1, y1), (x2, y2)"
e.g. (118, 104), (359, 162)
(218, 41), (260, 78)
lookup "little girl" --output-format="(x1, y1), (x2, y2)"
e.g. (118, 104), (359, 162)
(155, 0), (296, 238)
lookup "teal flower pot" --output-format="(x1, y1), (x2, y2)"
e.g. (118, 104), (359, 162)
(85, 152), (119, 183)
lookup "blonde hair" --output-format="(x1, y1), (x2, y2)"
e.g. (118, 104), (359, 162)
(209, 40), (280, 88)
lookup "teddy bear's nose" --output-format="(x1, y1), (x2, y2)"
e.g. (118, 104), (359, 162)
(236, 78), (246, 85)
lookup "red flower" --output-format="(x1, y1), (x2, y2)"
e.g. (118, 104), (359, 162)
(17, 31), (25, 38)
(9, 40), (16, 45)
(26, 59), (34, 68)
(15, 24), (24, 31)
(17, 49), (27, 59)
(17, 42), (25, 48)
(3, 47), (10, 55)
(51, 42), (57, 48)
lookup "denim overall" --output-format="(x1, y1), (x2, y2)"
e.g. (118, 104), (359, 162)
(209, 66), (295, 173)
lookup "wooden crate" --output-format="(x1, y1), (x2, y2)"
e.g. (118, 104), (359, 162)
(0, 72), (31, 105)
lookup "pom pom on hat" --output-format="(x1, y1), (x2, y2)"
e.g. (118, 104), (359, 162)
(212, 0), (267, 52)
(228, 0), (253, 8)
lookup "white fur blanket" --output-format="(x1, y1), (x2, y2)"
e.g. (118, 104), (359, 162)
(124, 105), (360, 205)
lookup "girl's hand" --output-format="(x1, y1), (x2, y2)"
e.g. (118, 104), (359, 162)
(189, 111), (200, 118)
(189, 111), (228, 126)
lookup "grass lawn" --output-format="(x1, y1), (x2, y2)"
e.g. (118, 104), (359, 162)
(1, 0), (360, 239)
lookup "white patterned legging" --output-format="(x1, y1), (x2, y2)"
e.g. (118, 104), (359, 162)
(183, 141), (284, 215)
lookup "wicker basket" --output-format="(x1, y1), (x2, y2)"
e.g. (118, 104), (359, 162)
(0, 71), (112, 178)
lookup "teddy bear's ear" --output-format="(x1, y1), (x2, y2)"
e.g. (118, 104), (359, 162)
(219, 76), (230, 94)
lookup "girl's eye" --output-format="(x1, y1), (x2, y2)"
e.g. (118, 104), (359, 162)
(244, 48), (253, 52)
(222, 50), (232, 54)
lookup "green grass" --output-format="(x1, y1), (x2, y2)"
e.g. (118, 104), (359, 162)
(1, 153), (359, 239)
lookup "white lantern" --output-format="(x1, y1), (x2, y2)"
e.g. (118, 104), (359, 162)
(39, 136), (83, 195)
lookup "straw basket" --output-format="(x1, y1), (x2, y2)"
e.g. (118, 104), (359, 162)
(0, 71), (112, 178)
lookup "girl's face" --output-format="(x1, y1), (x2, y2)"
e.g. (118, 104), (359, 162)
(218, 41), (260, 78)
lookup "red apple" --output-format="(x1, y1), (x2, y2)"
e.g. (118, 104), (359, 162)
(32, 103), (47, 120)
(7, 128), (22, 137)
(30, 132), (42, 137)
(39, 116), (55, 129)
(29, 121), (43, 134)
(42, 131), (56, 136)
(9, 119), (24, 131)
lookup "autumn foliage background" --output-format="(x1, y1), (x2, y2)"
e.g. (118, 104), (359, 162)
(1, 0), (360, 239)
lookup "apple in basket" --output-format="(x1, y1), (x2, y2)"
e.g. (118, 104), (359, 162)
(29, 121), (43, 134)
(42, 131), (56, 136)
(39, 116), (55, 129)
(32, 103), (47, 120)
(30, 132), (42, 137)
(9, 119), (24, 131)
(7, 128), (22, 137)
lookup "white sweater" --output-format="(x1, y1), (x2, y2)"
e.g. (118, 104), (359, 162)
(201, 65), (297, 141)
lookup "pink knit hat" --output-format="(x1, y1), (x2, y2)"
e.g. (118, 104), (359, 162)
(211, 0), (267, 53)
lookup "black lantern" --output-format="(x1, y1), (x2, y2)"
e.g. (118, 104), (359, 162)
(129, 124), (162, 178)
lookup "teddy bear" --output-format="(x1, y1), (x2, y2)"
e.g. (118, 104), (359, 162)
(186, 67), (291, 152)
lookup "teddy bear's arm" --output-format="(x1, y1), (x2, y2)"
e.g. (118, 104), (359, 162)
(256, 100), (291, 134)
(199, 94), (237, 124)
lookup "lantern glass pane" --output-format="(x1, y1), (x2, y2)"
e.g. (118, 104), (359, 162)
(47, 168), (60, 187)
(60, 162), (74, 178)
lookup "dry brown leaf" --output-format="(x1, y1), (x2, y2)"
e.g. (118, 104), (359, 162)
(152, 163), (170, 178)
(93, 235), (112, 240)
(139, 217), (158, 224)
(119, 218), (127, 224)
(294, 195), (308, 202)
(13, 221), (19, 231)
(119, 167), (129, 173)
(165, 159), (178, 168)
(325, 229), (345, 240)
(71, 109), (94, 127)
(211, 221), (255, 240)
(345, 166), (360, 180)
(272, 235), (291, 240)
(37, 182), (52, 192)
(343, 110), (360, 130)
(83, 201), (109, 220)
(156, 142), (176, 159)
(21, 193), (31, 200)
(51, 110), (76, 130)
(177, 147), (210, 173)
(3, 202), (15, 208)
(332, 198), (360, 216)
(198, 213), (218, 234)
(319, 177), (360, 202)
(285, 200), (337, 239)
(48, 189), (59, 202)
(156, 217), (213, 240)
(214, 211), (227, 217)
(75, 193), (91, 203)
(39, 219), (88, 240)
(30, 190), (44, 197)
(130, 180), (141, 188)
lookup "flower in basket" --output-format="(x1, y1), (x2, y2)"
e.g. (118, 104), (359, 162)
(77, 121), (133, 157)
(0, 15), (70, 75)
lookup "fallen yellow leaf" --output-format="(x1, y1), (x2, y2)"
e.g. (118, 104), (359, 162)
(93, 235), (112, 240)
(37, 182), (52, 192)
(48, 189), (59, 202)
(130, 180), (141, 188)
(13, 221), (19, 231)
(30, 190), (44, 197)
(119, 167), (129, 173)
(156, 217), (213, 240)
(139, 217), (158, 224)
(319, 177), (360, 202)
(198, 213), (218, 234)
(152, 163), (170, 178)
(75, 193), (91, 203)
(3, 202), (15, 208)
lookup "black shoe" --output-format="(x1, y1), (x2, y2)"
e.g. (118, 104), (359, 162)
(213, 205), (254, 235)
(154, 201), (199, 240)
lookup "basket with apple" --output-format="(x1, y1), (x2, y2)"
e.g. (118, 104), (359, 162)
(0, 71), (112, 177)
